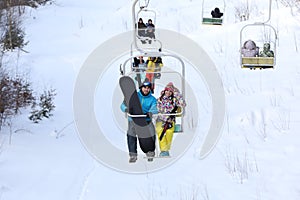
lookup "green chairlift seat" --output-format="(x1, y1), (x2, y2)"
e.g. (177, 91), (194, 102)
(202, 17), (223, 25)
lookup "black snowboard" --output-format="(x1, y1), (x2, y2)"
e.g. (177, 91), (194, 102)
(119, 76), (155, 153)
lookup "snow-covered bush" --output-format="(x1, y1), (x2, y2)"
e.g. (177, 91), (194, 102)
(29, 89), (56, 123)
(1, 21), (27, 51)
(0, 72), (35, 129)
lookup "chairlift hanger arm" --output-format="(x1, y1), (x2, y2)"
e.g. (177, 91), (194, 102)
(254, 0), (272, 24)
(239, 23), (278, 49)
(264, 0), (273, 24)
(132, 0), (151, 27)
(139, 0), (150, 9)
(132, 0), (139, 31)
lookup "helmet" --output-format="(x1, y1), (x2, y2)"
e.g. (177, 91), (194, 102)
(140, 80), (152, 88)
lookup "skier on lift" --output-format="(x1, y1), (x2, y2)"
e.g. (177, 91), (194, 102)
(145, 55), (163, 93)
(259, 43), (274, 57)
(211, 7), (223, 18)
(137, 18), (147, 44)
(156, 82), (186, 157)
(241, 40), (259, 57)
(146, 19), (155, 43)
(120, 80), (158, 163)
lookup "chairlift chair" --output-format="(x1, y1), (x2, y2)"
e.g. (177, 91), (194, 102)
(120, 51), (186, 133)
(240, 23), (277, 69)
(202, 0), (225, 25)
(132, 0), (161, 52)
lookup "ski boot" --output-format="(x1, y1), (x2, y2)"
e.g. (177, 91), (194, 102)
(146, 151), (155, 162)
(159, 151), (170, 157)
(129, 155), (137, 163)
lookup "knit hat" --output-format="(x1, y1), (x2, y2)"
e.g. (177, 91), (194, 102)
(164, 82), (174, 92)
(244, 40), (256, 50)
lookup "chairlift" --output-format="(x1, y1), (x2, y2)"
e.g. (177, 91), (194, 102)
(201, 0), (225, 25)
(240, 23), (277, 69)
(139, 0), (150, 9)
(132, 0), (161, 51)
(136, 8), (157, 42)
(128, 1), (186, 133)
(120, 51), (186, 133)
(136, 3), (156, 27)
(240, 0), (277, 70)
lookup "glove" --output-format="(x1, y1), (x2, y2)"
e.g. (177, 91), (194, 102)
(154, 73), (161, 79)
(146, 112), (153, 119)
(163, 121), (173, 129)
(124, 108), (128, 113)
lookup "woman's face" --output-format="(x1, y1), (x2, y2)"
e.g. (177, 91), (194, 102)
(164, 90), (173, 97)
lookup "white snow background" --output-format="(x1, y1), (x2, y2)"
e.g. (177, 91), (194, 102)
(1, 0), (300, 199)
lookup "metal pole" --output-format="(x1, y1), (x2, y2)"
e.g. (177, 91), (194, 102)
(255, 0), (272, 24)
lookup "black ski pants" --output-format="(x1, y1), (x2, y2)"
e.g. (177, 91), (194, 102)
(127, 121), (156, 156)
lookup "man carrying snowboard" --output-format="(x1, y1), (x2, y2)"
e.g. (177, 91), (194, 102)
(120, 79), (158, 163)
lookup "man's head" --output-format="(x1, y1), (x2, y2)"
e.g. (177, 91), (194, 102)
(263, 43), (271, 51)
(140, 81), (152, 95)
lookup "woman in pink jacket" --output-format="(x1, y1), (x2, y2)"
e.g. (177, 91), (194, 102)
(156, 82), (186, 157)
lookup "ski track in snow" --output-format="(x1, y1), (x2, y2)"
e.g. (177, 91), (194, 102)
(77, 162), (96, 200)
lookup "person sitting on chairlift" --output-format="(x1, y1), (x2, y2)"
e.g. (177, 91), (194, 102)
(133, 56), (146, 83)
(145, 55), (163, 93)
(156, 82), (186, 157)
(211, 7), (223, 18)
(137, 18), (146, 36)
(133, 56), (146, 72)
(137, 18), (147, 44)
(241, 40), (259, 57)
(146, 19), (155, 43)
(259, 43), (274, 57)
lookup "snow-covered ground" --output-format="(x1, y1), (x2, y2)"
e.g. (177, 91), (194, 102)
(1, 0), (300, 199)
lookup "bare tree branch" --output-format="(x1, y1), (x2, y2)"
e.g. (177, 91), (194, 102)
(0, 0), (51, 10)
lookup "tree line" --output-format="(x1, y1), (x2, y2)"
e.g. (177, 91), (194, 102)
(0, 0), (56, 129)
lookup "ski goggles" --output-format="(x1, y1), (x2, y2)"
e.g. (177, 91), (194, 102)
(141, 82), (151, 88)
